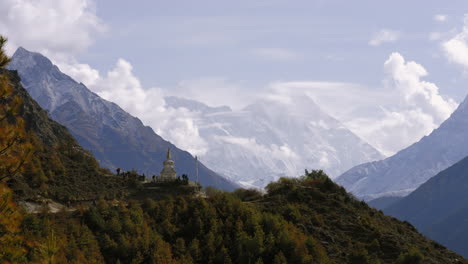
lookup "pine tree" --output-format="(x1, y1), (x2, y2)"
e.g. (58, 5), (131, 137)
(0, 183), (28, 262)
(0, 36), (32, 181)
(0, 37), (10, 68)
(0, 34), (31, 263)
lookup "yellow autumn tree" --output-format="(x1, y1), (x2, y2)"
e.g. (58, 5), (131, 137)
(0, 183), (27, 263)
(0, 36), (31, 263)
(0, 36), (32, 182)
(0, 36), (10, 68)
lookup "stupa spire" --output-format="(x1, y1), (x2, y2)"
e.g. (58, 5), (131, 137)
(166, 147), (171, 160)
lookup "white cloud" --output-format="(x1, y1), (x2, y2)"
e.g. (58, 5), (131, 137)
(0, 0), (211, 156)
(58, 60), (100, 86)
(96, 59), (209, 156)
(369, 29), (400, 46)
(443, 15), (468, 70)
(0, 0), (105, 56)
(383, 53), (456, 121)
(434, 14), (447, 22)
(253, 48), (299, 61)
(358, 53), (456, 154)
(62, 58), (209, 156)
(265, 53), (457, 155)
(172, 77), (255, 110)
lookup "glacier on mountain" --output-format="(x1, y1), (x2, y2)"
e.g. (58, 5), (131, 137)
(165, 95), (384, 188)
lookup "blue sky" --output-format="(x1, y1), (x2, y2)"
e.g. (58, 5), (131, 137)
(1, 0), (468, 155)
(79, 0), (468, 101)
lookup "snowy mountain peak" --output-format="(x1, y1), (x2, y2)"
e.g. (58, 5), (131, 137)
(167, 94), (384, 188)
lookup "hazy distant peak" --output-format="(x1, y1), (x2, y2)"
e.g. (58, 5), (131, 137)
(164, 96), (232, 114)
(173, 90), (384, 188)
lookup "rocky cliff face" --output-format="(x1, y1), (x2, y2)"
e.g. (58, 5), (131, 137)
(336, 93), (468, 200)
(9, 47), (238, 191)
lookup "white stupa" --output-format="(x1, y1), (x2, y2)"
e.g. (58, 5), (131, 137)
(160, 148), (177, 181)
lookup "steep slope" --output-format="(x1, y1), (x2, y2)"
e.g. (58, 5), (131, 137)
(336, 95), (468, 200)
(165, 96), (384, 188)
(1, 68), (126, 201)
(9, 47), (237, 191)
(385, 156), (468, 257)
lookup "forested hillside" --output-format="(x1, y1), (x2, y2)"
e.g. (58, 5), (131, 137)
(5, 171), (466, 264)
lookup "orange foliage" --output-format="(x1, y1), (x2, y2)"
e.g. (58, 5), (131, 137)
(0, 72), (32, 182)
(0, 183), (27, 263)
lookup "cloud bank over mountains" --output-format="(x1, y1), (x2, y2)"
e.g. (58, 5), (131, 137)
(0, 0), (465, 158)
(70, 52), (457, 157)
(89, 59), (210, 156)
(263, 52), (457, 155)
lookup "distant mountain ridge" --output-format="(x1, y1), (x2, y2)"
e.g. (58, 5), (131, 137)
(336, 94), (468, 200)
(165, 95), (384, 188)
(385, 155), (468, 257)
(9, 47), (238, 191)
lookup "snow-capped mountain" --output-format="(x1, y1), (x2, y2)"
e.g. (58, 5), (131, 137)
(165, 96), (384, 188)
(9, 47), (238, 191)
(336, 93), (468, 200)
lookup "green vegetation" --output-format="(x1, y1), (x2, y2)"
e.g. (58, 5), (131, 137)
(0, 183), (29, 263)
(2, 171), (463, 263)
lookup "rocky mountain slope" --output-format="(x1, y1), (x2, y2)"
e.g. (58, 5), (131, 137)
(165, 96), (384, 188)
(8, 47), (237, 191)
(1, 68), (127, 201)
(336, 94), (468, 200)
(385, 156), (468, 257)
